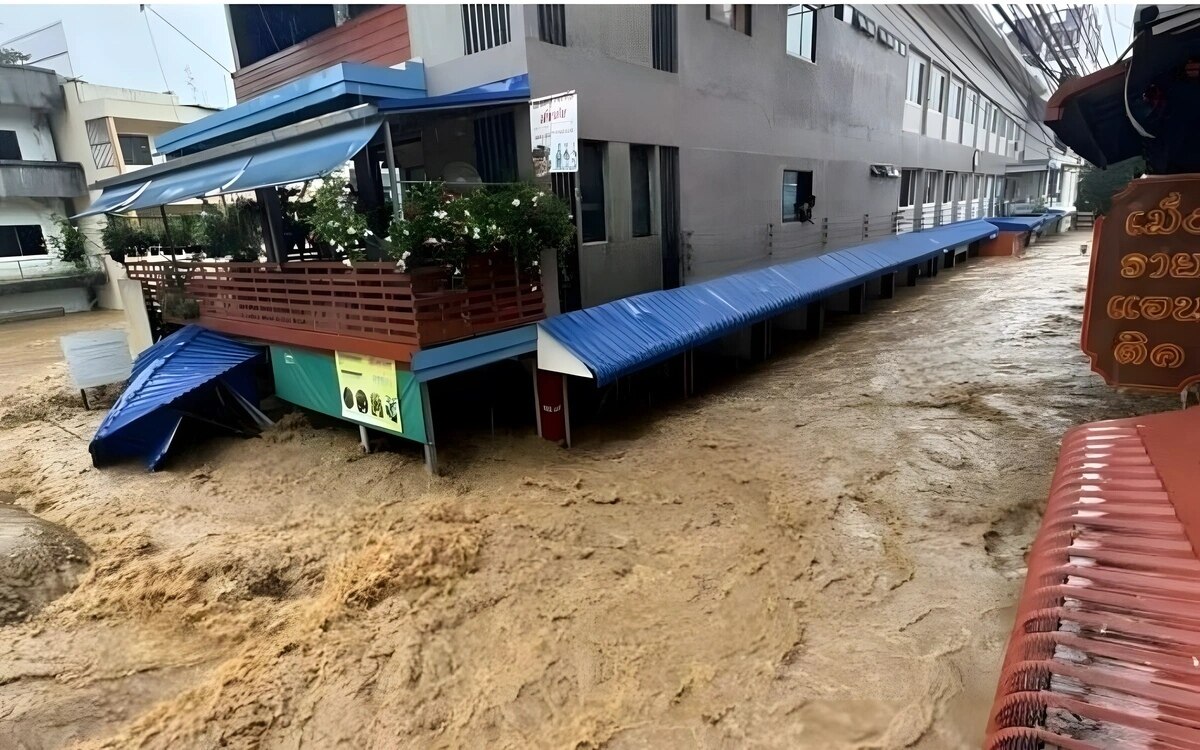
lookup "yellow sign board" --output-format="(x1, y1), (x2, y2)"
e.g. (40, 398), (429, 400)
(334, 351), (402, 432)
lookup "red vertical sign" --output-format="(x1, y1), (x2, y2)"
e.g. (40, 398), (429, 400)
(536, 369), (567, 443)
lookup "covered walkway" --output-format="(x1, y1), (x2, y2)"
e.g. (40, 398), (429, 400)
(538, 219), (998, 385)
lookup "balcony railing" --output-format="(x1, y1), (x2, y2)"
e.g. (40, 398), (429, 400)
(126, 257), (544, 362)
(0, 254), (106, 283)
(0, 160), (87, 199)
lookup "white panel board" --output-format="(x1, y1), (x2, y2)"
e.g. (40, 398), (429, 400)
(59, 330), (131, 390)
(536, 326), (593, 379)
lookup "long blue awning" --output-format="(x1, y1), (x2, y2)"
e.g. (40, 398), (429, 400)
(538, 220), (999, 385)
(74, 119), (381, 218)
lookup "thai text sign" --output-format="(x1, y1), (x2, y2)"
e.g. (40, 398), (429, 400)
(335, 351), (403, 432)
(1082, 175), (1200, 391)
(530, 90), (577, 177)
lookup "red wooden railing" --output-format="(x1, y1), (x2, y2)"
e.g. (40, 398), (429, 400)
(126, 258), (544, 362)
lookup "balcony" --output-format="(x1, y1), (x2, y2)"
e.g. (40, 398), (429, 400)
(0, 160), (87, 199)
(0, 255), (107, 295)
(125, 257), (544, 362)
(231, 6), (412, 102)
(0, 64), (64, 110)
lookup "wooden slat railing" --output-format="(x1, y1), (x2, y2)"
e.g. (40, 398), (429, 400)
(126, 258), (544, 362)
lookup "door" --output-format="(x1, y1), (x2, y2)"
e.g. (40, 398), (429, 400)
(659, 146), (681, 289)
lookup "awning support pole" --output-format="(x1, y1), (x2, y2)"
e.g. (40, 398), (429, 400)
(384, 121), (402, 223)
(420, 381), (439, 475)
(159, 205), (177, 261)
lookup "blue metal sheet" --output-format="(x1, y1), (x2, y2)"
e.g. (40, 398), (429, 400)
(377, 74), (531, 113)
(223, 120), (381, 193)
(540, 220), (998, 385)
(119, 154), (252, 213)
(155, 61), (427, 157)
(90, 325), (263, 470)
(409, 325), (537, 382)
(71, 181), (148, 218)
(986, 216), (1044, 232)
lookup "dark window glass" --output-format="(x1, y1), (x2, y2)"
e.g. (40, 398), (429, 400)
(630, 145), (652, 237)
(118, 134), (153, 166)
(899, 168), (919, 208)
(0, 225), (47, 258)
(228, 5), (336, 68)
(651, 5), (677, 72)
(943, 172), (956, 203)
(0, 130), (20, 160)
(782, 169), (814, 223)
(579, 140), (606, 243)
(537, 4), (566, 46)
(924, 170), (941, 205)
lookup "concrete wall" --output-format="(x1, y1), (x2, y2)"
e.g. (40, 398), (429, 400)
(0, 105), (58, 162)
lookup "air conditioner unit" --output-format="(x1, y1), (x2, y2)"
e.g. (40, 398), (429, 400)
(871, 164), (901, 178)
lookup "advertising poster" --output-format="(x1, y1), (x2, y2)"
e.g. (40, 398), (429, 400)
(335, 351), (402, 432)
(530, 90), (578, 177)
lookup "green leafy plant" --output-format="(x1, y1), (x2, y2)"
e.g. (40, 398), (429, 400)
(1077, 157), (1146, 216)
(101, 218), (160, 259)
(304, 175), (372, 261)
(199, 200), (262, 261)
(46, 215), (89, 268)
(0, 48), (30, 65)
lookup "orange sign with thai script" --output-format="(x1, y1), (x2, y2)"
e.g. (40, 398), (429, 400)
(1082, 174), (1200, 392)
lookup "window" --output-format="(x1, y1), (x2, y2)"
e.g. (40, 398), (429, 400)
(537, 5), (565, 46)
(0, 225), (47, 258)
(708, 5), (751, 35)
(948, 81), (963, 119)
(943, 172), (956, 203)
(906, 55), (926, 105)
(579, 140), (606, 243)
(462, 4), (511, 54)
(782, 169), (815, 223)
(966, 90), (977, 125)
(924, 170), (941, 205)
(985, 175), (995, 201)
(928, 67), (947, 113)
(991, 106), (1000, 134)
(652, 5), (677, 72)
(631, 145), (653, 237)
(86, 118), (116, 169)
(973, 174), (981, 199)
(786, 5), (817, 62)
(0, 130), (20, 160)
(899, 168), (920, 208)
(118, 134), (153, 166)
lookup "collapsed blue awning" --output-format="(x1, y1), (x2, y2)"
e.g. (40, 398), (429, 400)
(985, 216), (1049, 232)
(377, 74), (531, 113)
(90, 326), (267, 471)
(74, 119), (381, 218)
(538, 220), (998, 385)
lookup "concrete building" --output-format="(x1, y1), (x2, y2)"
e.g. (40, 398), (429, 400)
(0, 63), (91, 316)
(217, 4), (1078, 311)
(52, 81), (213, 308)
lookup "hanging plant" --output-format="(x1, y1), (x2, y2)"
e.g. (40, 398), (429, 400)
(46, 215), (88, 268)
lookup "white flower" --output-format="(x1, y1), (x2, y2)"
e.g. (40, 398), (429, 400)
(489, 223), (497, 231)
(402, 251), (411, 259)
(348, 227), (358, 235)
(527, 228), (533, 234)
(200, 210), (209, 217)
(336, 245), (345, 253)
(363, 228), (373, 236)
(385, 236), (392, 243)
(342, 187), (351, 194)
(537, 191), (545, 197)
(287, 195), (298, 204)
(463, 209), (471, 217)
(532, 260), (539, 267)
(511, 198), (521, 207)
(327, 220), (338, 227)
(342, 258), (352, 267)
(531, 285), (539, 291)
(433, 210), (448, 220)
(396, 259), (407, 271)
(402, 229), (409, 236)
(423, 237), (438, 245)
(472, 227), (481, 239)
(532, 194), (539, 204)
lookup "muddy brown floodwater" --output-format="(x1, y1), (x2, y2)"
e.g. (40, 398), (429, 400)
(0, 230), (1177, 749)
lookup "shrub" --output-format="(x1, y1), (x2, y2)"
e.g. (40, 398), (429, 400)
(46, 215), (88, 267)
(199, 200), (262, 261)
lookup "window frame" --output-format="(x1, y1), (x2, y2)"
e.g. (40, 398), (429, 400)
(630, 144), (654, 238)
(707, 4), (751, 36)
(117, 133), (153, 166)
(965, 89), (978, 125)
(943, 171), (956, 204)
(906, 54), (926, 105)
(781, 169), (815, 224)
(923, 169), (941, 206)
(928, 66), (947, 114)
(899, 168), (920, 209)
(579, 140), (607, 244)
(0, 224), (48, 259)
(0, 130), (21, 160)
(786, 5), (818, 63)
(947, 80), (963, 120)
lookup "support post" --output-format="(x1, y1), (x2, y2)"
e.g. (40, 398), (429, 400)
(158, 205), (177, 261)
(879, 272), (896, 299)
(383, 121), (402, 222)
(806, 300), (825, 337)
(359, 424), (371, 453)
(848, 283), (866, 314)
(906, 264), (919, 286)
(420, 382), (438, 475)
(255, 188), (286, 264)
(944, 249), (956, 269)
(925, 258), (938, 278)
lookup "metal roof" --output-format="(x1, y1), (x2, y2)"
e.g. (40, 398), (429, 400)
(538, 220), (999, 385)
(89, 325), (264, 470)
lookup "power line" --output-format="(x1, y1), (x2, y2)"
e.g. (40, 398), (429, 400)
(142, 10), (171, 94)
(144, 5), (233, 74)
(1103, 4), (1121, 64)
(257, 5), (281, 56)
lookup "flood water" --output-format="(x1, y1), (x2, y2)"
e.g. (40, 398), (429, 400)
(0, 230), (1177, 749)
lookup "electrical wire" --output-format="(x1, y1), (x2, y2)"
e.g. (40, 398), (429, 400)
(257, 5), (281, 56)
(145, 5), (233, 74)
(143, 10), (172, 95)
(1028, 4), (1076, 79)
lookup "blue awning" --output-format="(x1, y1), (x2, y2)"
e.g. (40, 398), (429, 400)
(985, 216), (1047, 232)
(377, 74), (531, 113)
(74, 181), (150, 218)
(410, 325), (536, 382)
(90, 325), (266, 470)
(538, 220), (998, 385)
(74, 119), (381, 218)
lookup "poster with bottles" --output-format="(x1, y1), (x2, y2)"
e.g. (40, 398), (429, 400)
(530, 90), (578, 177)
(335, 351), (402, 432)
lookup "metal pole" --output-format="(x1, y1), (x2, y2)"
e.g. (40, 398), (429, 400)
(384, 121), (402, 223)
(159, 204), (177, 261)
